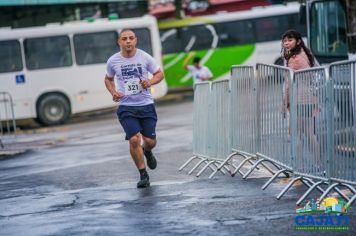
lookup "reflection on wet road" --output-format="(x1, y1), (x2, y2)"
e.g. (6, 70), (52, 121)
(1, 100), (355, 235)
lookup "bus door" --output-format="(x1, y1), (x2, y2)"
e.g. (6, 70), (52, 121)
(0, 39), (32, 120)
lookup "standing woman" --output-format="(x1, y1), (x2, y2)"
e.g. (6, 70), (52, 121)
(282, 29), (317, 114)
(281, 29), (320, 170)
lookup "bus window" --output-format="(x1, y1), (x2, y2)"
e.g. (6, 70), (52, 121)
(289, 13), (307, 37)
(0, 40), (23, 73)
(215, 20), (254, 47)
(181, 25), (215, 51)
(254, 15), (291, 42)
(310, 1), (348, 57)
(134, 28), (153, 56)
(24, 35), (72, 70)
(74, 31), (118, 65)
(160, 28), (184, 54)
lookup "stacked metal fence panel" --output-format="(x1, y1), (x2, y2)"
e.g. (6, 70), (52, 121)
(0, 92), (16, 148)
(193, 82), (214, 158)
(255, 64), (293, 169)
(192, 80), (231, 161)
(329, 61), (356, 185)
(291, 67), (330, 180)
(0, 92), (16, 136)
(183, 60), (356, 205)
(230, 66), (257, 155)
(211, 80), (231, 160)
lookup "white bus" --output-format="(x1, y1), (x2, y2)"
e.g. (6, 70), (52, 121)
(0, 15), (167, 126)
(159, 2), (306, 89)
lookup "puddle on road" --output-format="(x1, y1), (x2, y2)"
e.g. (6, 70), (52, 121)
(219, 218), (249, 225)
(276, 178), (303, 187)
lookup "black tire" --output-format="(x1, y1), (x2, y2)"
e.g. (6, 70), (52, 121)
(37, 94), (70, 126)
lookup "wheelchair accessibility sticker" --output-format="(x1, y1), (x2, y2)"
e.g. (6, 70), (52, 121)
(16, 74), (25, 84)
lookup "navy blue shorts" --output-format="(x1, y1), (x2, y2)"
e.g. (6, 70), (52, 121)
(117, 104), (157, 140)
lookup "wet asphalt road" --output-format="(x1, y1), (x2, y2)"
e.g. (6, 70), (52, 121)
(0, 99), (355, 236)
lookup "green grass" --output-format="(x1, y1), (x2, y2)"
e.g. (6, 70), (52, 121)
(162, 44), (255, 88)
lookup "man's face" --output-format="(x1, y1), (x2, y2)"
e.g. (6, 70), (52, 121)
(118, 31), (137, 53)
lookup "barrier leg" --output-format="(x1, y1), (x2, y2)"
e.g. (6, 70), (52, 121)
(196, 160), (215, 177)
(296, 180), (326, 205)
(209, 152), (238, 178)
(207, 163), (218, 173)
(261, 162), (279, 175)
(347, 194), (356, 207)
(222, 164), (231, 174)
(319, 183), (354, 202)
(334, 187), (351, 201)
(319, 183), (341, 202)
(261, 161), (289, 178)
(262, 169), (290, 190)
(213, 162), (227, 175)
(229, 162), (238, 171)
(188, 159), (207, 175)
(276, 176), (303, 200)
(179, 155), (200, 171)
(242, 159), (265, 179)
(231, 156), (255, 177)
(301, 178), (327, 194)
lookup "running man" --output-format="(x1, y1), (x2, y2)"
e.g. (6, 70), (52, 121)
(104, 29), (164, 188)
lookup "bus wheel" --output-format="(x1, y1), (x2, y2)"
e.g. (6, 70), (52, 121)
(37, 94), (70, 126)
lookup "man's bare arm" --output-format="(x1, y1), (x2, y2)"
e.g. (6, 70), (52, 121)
(182, 52), (195, 70)
(141, 69), (164, 89)
(104, 75), (122, 102)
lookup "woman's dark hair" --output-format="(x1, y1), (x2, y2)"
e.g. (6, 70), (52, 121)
(282, 29), (315, 67)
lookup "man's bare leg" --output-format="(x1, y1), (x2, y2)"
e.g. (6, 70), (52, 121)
(142, 136), (157, 170)
(129, 133), (150, 188)
(129, 133), (145, 169)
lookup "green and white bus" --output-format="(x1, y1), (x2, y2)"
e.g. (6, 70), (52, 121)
(159, 2), (306, 89)
(0, 15), (167, 126)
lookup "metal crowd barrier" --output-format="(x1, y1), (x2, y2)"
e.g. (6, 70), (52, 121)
(319, 61), (356, 205)
(210, 66), (260, 178)
(278, 67), (340, 201)
(179, 80), (235, 176)
(180, 60), (356, 206)
(243, 64), (293, 188)
(0, 91), (17, 148)
(179, 82), (213, 174)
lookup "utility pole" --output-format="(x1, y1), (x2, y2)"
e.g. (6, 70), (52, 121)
(175, 0), (183, 19)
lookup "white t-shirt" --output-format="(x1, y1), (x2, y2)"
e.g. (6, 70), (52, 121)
(187, 65), (213, 83)
(106, 49), (159, 106)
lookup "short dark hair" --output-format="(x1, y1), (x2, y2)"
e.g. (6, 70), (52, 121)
(119, 28), (136, 38)
(193, 57), (201, 64)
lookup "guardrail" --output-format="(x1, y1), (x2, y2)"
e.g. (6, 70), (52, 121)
(179, 60), (356, 207)
(0, 91), (17, 148)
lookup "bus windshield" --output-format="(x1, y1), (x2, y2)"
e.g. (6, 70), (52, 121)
(310, 0), (348, 58)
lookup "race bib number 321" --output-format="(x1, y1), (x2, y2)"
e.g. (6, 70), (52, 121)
(124, 79), (142, 95)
